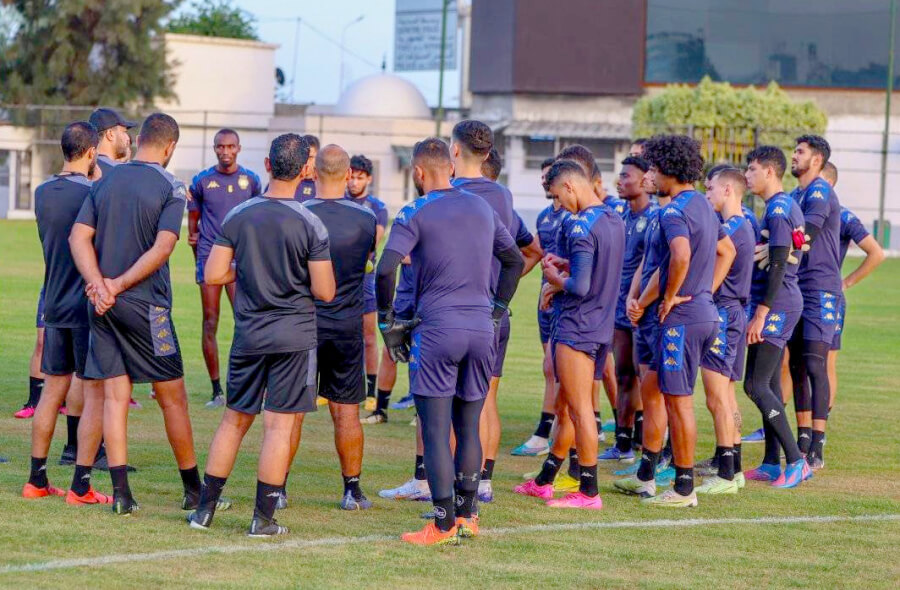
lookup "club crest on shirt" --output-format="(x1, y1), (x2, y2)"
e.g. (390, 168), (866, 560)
(206, 180), (220, 189)
(238, 174), (250, 190)
(636, 217), (647, 232)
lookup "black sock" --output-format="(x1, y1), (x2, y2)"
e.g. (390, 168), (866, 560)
(109, 465), (133, 501)
(594, 411), (602, 434)
(432, 496), (456, 532)
(810, 430), (825, 459)
(579, 463), (598, 497)
(733, 443), (742, 473)
(179, 466), (202, 497)
(414, 455), (426, 481)
(375, 389), (392, 412)
(253, 480), (281, 522)
(281, 471), (290, 495)
(71, 465), (92, 496)
(797, 426), (812, 455)
(454, 473), (478, 518)
(343, 473), (362, 499)
(637, 448), (659, 482)
(211, 379), (223, 397)
(200, 473), (227, 512)
(633, 411), (644, 448)
(66, 415), (80, 449)
(716, 446), (735, 481)
(662, 436), (673, 459)
(615, 426), (632, 452)
(29, 456), (48, 488)
(480, 459), (495, 481)
(27, 377), (44, 407)
(567, 448), (579, 479)
(535, 453), (564, 486)
(612, 407), (618, 425)
(534, 412), (554, 439)
(674, 466), (694, 496)
(366, 374), (377, 398)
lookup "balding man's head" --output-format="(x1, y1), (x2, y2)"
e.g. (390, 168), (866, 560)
(314, 144), (351, 197)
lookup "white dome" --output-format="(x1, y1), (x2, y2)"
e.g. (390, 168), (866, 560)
(335, 73), (431, 119)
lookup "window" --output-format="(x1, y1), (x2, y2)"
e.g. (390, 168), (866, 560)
(525, 136), (555, 169)
(646, 0), (900, 89)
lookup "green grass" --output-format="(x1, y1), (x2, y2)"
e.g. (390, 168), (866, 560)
(0, 219), (898, 589)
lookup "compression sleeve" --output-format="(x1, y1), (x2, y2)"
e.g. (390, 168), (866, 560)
(493, 243), (524, 313)
(762, 246), (790, 309)
(562, 249), (593, 298)
(375, 249), (405, 313)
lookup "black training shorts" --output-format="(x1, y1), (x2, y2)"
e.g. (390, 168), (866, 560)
(227, 348), (318, 414)
(41, 326), (89, 377)
(316, 335), (365, 404)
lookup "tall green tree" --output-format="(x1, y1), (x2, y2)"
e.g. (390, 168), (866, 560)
(0, 0), (179, 107)
(167, 0), (258, 40)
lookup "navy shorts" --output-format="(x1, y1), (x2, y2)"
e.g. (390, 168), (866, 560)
(537, 308), (554, 344)
(84, 297), (184, 383)
(552, 339), (610, 381)
(831, 295), (846, 351)
(614, 295), (632, 332)
(409, 328), (493, 401)
(635, 302), (660, 367)
(316, 334), (365, 404)
(700, 305), (747, 381)
(801, 290), (839, 344)
(228, 348), (317, 414)
(491, 312), (511, 378)
(36, 287), (46, 329)
(41, 326), (89, 377)
(759, 309), (801, 350)
(363, 272), (377, 314)
(656, 321), (718, 396)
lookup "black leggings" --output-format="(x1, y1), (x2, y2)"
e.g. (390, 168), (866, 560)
(414, 394), (486, 505)
(788, 326), (831, 421)
(744, 342), (802, 464)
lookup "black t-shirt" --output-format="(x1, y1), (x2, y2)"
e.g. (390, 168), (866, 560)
(35, 174), (92, 327)
(217, 197), (331, 354)
(303, 198), (377, 337)
(75, 161), (187, 307)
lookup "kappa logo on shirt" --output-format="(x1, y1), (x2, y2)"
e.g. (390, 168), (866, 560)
(570, 224), (584, 235)
(810, 190), (825, 200)
(206, 180), (220, 189)
(773, 206), (785, 215)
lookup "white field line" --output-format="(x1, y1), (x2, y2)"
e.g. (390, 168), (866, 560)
(2, 513), (898, 575)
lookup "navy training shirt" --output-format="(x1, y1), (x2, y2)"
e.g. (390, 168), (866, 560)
(751, 193), (805, 313)
(217, 197), (331, 354)
(619, 202), (658, 312)
(554, 204), (625, 345)
(838, 207), (870, 265)
(715, 214), (755, 308)
(75, 161), (186, 307)
(383, 187), (517, 333)
(790, 177), (842, 294)
(658, 190), (724, 326)
(35, 174), (92, 327)
(188, 165), (261, 259)
(96, 154), (120, 177)
(304, 197), (377, 337)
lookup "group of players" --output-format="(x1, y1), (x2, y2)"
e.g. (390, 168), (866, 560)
(16, 105), (884, 545)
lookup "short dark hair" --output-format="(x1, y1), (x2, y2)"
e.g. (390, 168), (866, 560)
(302, 134), (320, 151)
(138, 113), (180, 149)
(642, 135), (704, 183)
(711, 166), (747, 193)
(412, 137), (452, 170)
(746, 145), (787, 178)
(214, 128), (240, 144)
(543, 159), (586, 192)
(452, 119), (493, 156)
(268, 133), (310, 181)
(540, 157), (556, 170)
(481, 148), (502, 181)
(822, 161), (838, 184)
(795, 134), (830, 165)
(706, 163), (732, 181)
(350, 154), (373, 176)
(60, 121), (99, 161)
(621, 155), (650, 173)
(631, 138), (648, 147)
(556, 144), (596, 178)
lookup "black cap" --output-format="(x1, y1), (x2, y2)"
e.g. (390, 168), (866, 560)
(89, 108), (136, 133)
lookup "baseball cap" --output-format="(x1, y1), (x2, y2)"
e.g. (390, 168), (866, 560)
(89, 108), (136, 133)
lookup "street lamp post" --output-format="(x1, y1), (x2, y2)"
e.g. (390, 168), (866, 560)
(339, 15), (365, 98)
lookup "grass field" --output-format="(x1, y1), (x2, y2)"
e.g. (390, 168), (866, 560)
(0, 218), (898, 589)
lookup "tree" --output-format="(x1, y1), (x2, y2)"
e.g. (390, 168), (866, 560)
(167, 0), (258, 40)
(0, 0), (178, 107)
(632, 76), (828, 171)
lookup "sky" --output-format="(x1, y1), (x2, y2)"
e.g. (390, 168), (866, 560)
(224, 0), (463, 107)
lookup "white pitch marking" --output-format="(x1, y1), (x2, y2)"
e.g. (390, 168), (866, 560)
(1, 514), (897, 575)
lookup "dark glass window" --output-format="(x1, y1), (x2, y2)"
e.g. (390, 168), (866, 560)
(646, 0), (897, 89)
